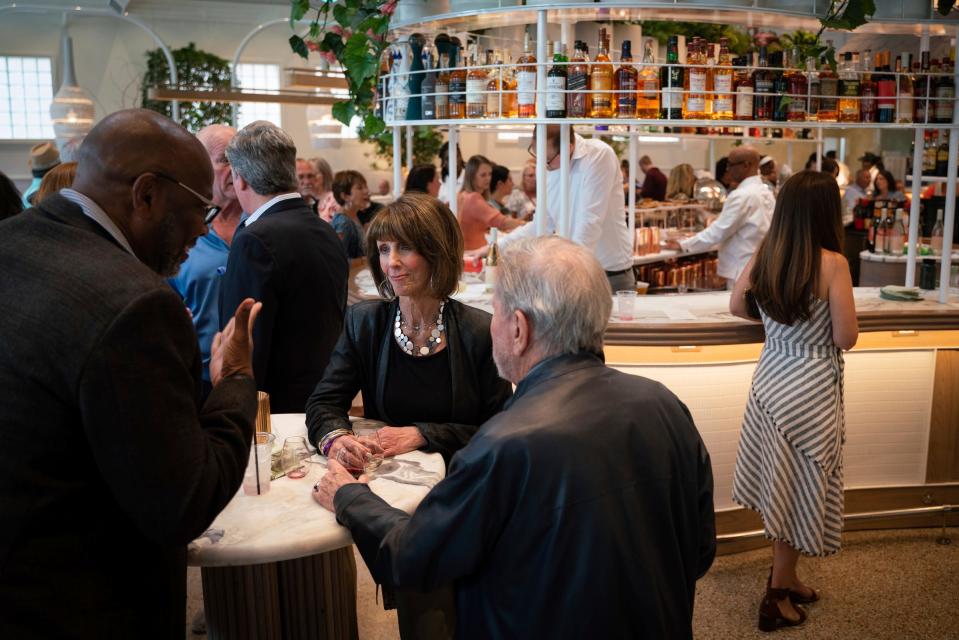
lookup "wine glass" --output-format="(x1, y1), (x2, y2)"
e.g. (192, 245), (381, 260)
(355, 430), (385, 473)
(281, 436), (310, 479)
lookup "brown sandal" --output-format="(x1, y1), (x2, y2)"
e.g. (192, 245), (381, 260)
(766, 567), (820, 605)
(758, 586), (807, 632)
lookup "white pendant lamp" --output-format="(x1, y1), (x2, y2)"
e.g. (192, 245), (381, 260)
(50, 30), (95, 160)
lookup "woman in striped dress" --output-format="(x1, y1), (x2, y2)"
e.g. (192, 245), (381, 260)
(730, 171), (859, 632)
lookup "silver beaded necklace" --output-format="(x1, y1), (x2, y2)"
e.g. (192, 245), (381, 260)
(394, 301), (445, 356)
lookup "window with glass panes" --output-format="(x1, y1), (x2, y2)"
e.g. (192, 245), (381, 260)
(0, 56), (55, 139)
(234, 63), (281, 128)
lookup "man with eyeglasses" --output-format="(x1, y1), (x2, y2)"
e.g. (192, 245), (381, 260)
(502, 125), (634, 292)
(672, 146), (775, 289)
(0, 108), (262, 637)
(169, 124), (246, 401)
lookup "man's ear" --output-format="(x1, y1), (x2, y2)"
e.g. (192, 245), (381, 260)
(130, 173), (161, 222)
(512, 308), (532, 358)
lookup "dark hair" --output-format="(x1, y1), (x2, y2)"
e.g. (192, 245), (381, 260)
(405, 164), (437, 194)
(490, 165), (511, 194)
(0, 170), (24, 219)
(873, 169), (897, 195)
(819, 158), (839, 176)
(331, 170), (367, 206)
(462, 154), (492, 196)
(439, 141), (464, 181)
(715, 157), (730, 184)
(749, 171), (844, 326)
(366, 193), (463, 300)
(825, 150), (837, 159)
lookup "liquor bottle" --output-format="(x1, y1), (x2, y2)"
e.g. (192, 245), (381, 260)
(897, 54), (914, 123)
(466, 45), (487, 118)
(818, 54), (839, 122)
(867, 205), (880, 252)
(838, 51), (861, 122)
(516, 32), (537, 118)
(684, 39), (708, 119)
(567, 41), (590, 118)
(804, 57), (821, 121)
(772, 50), (789, 122)
(590, 28), (614, 118)
(485, 50), (503, 118)
(614, 39), (638, 118)
(860, 50), (877, 123)
(876, 205), (889, 253)
(915, 51), (931, 123)
(661, 35), (684, 120)
(890, 208), (905, 255)
(923, 129), (938, 173)
(637, 38), (661, 119)
(547, 41), (568, 118)
(752, 46), (774, 120)
(931, 209), (945, 256)
(449, 47), (466, 119)
(435, 53), (450, 119)
(877, 51), (897, 123)
(421, 47), (437, 120)
(786, 47), (807, 122)
(503, 51), (519, 118)
(936, 131), (949, 176)
(712, 37), (734, 120)
(734, 55), (754, 120)
(935, 59), (955, 123)
(485, 227), (499, 292)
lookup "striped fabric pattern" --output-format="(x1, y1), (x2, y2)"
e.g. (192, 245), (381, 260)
(732, 298), (845, 556)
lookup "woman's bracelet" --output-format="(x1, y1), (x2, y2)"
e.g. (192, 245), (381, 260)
(320, 428), (353, 457)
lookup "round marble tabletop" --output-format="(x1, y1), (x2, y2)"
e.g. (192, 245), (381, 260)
(188, 413), (446, 568)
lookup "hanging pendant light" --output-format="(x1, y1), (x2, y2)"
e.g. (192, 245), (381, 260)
(50, 29), (95, 160)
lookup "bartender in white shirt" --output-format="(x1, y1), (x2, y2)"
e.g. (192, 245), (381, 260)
(673, 146), (775, 289)
(500, 125), (635, 292)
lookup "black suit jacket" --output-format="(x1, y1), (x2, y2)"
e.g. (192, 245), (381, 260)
(0, 195), (257, 639)
(219, 196), (349, 413)
(335, 352), (716, 639)
(306, 298), (512, 463)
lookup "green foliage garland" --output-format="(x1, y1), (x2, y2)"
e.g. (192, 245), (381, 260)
(140, 42), (233, 132)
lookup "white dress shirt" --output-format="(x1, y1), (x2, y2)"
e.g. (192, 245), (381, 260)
(60, 188), (135, 256)
(438, 170), (464, 205)
(842, 183), (868, 226)
(501, 134), (633, 272)
(241, 192), (302, 228)
(679, 174), (776, 281)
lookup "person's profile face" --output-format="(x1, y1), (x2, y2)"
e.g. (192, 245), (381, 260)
(348, 180), (370, 209)
(206, 138), (235, 205)
(875, 174), (888, 193)
(151, 174), (211, 277)
(476, 163), (492, 191)
(522, 167), (536, 191)
(856, 171), (872, 189)
(489, 294), (517, 383)
(296, 160), (317, 197)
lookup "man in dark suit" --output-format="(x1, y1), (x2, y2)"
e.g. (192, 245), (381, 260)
(219, 121), (349, 413)
(0, 108), (261, 638)
(315, 236), (716, 640)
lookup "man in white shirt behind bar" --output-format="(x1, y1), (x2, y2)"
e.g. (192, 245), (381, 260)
(674, 146), (776, 289)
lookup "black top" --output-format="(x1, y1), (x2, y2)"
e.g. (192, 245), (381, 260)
(219, 196), (349, 413)
(358, 201), (384, 227)
(383, 339), (453, 425)
(335, 352), (716, 640)
(0, 195), (257, 638)
(306, 298), (512, 464)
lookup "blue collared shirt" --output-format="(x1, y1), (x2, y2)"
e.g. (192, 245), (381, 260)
(168, 227), (230, 382)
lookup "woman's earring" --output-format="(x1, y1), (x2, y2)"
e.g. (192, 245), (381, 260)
(377, 279), (395, 300)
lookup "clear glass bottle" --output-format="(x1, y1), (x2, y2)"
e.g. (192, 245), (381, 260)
(661, 35), (684, 120)
(890, 208), (905, 255)
(712, 37), (734, 120)
(590, 28), (614, 118)
(516, 32), (537, 118)
(838, 51), (861, 122)
(466, 45), (487, 118)
(804, 57), (821, 121)
(615, 39), (638, 118)
(547, 41), (568, 118)
(434, 53), (450, 119)
(860, 50), (877, 123)
(897, 53), (914, 123)
(485, 49), (503, 118)
(915, 51), (931, 124)
(931, 208), (945, 256)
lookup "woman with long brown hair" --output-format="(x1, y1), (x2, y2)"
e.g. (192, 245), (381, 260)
(456, 154), (524, 250)
(729, 170), (858, 632)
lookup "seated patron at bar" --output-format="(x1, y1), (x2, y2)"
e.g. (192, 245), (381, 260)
(456, 154), (524, 250)
(0, 109), (260, 637)
(314, 236), (716, 639)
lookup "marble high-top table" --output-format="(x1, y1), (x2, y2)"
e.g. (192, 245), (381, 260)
(189, 414), (446, 640)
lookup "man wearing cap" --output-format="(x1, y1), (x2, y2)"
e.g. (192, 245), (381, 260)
(21, 141), (60, 207)
(759, 156), (777, 195)
(859, 152), (883, 195)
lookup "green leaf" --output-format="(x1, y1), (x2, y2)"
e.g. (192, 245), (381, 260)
(332, 100), (356, 127)
(322, 31), (344, 55)
(343, 34), (378, 86)
(309, 22), (321, 39)
(333, 4), (351, 26)
(362, 112), (386, 139)
(290, 0), (310, 28)
(938, 0), (956, 16)
(290, 34), (310, 59)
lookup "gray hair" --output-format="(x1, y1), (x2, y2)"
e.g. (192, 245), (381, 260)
(309, 157), (334, 193)
(226, 120), (297, 195)
(496, 236), (612, 357)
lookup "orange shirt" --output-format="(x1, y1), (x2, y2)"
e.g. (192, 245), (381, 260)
(457, 191), (514, 250)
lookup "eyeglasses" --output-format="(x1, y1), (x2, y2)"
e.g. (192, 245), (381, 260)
(154, 172), (221, 224)
(527, 143), (561, 166)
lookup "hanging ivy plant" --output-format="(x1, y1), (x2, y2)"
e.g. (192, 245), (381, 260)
(365, 125), (444, 170)
(140, 42), (233, 132)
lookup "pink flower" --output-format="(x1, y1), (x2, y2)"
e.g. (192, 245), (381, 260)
(381, 0), (398, 16)
(306, 40), (321, 52)
(319, 50), (338, 66)
(330, 25), (345, 36)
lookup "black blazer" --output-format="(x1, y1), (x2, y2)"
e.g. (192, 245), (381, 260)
(219, 196), (349, 413)
(306, 298), (512, 463)
(0, 195), (257, 638)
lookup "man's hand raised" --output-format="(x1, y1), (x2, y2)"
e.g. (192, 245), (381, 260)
(210, 298), (262, 385)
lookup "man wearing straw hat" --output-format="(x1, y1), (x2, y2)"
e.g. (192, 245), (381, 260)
(21, 141), (60, 207)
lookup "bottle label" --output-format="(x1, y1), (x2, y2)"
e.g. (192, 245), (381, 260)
(517, 71), (536, 106)
(735, 86), (753, 118)
(820, 78), (838, 109)
(687, 96), (706, 113)
(689, 70), (707, 93)
(840, 80), (860, 97)
(466, 78), (486, 104)
(435, 82), (448, 107)
(755, 78), (773, 94)
(546, 76), (566, 111)
(663, 88), (683, 112)
(714, 96), (734, 113)
(936, 87), (954, 120)
(486, 85), (501, 114)
(450, 77), (466, 104)
(568, 71), (588, 92)
(714, 74), (733, 93)
(639, 78), (659, 97)
(897, 94), (913, 121)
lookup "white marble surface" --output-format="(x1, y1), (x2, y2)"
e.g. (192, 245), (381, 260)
(188, 414), (446, 567)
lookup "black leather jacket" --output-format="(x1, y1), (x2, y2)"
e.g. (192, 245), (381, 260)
(306, 298), (513, 463)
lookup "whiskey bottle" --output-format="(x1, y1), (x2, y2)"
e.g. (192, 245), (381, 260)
(448, 47), (466, 119)
(615, 40), (638, 118)
(684, 39), (707, 119)
(711, 37), (734, 120)
(466, 45), (487, 118)
(661, 35), (684, 120)
(860, 50), (877, 123)
(786, 47), (807, 122)
(734, 55), (754, 121)
(435, 53), (450, 119)
(567, 41), (590, 118)
(516, 32), (537, 118)
(897, 53), (914, 123)
(637, 38), (660, 119)
(590, 28), (614, 118)
(838, 51), (861, 122)
(547, 42), (568, 118)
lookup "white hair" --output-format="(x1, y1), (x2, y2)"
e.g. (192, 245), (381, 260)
(496, 236), (612, 357)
